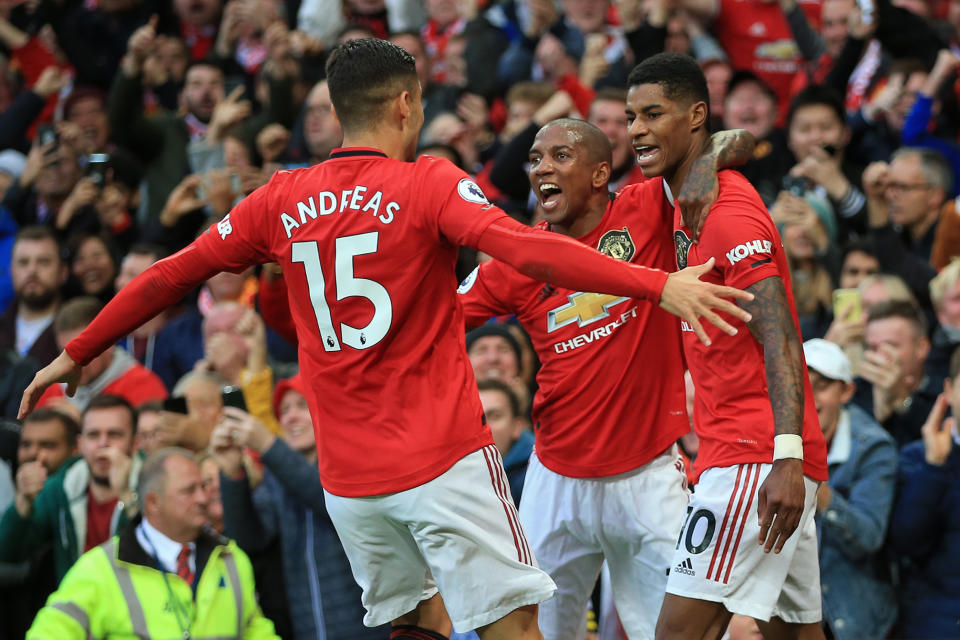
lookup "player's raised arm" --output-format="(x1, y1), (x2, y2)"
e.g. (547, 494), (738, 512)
(475, 217), (753, 346)
(739, 275), (808, 553)
(19, 183), (276, 419)
(678, 129), (757, 240)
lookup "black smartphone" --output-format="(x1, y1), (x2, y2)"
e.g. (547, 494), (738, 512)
(37, 125), (59, 151)
(222, 386), (247, 411)
(162, 396), (189, 414)
(781, 175), (808, 197)
(87, 153), (110, 187)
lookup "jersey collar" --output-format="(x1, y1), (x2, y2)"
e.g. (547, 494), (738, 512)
(329, 147), (389, 159)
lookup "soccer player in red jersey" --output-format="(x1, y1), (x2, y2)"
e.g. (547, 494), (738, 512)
(18, 40), (754, 640)
(626, 52), (830, 640)
(458, 118), (756, 640)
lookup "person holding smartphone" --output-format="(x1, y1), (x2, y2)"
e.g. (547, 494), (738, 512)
(782, 85), (869, 242)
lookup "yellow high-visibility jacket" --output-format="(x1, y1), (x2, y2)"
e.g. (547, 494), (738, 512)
(27, 517), (280, 639)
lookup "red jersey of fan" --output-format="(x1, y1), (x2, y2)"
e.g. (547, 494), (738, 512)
(460, 182), (688, 478)
(672, 171), (828, 483)
(713, 0), (822, 122)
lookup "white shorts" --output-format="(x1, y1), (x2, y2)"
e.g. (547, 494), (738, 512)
(519, 445), (690, 640)
(665, 463), (822, 624)
(324, 444), (557, 632)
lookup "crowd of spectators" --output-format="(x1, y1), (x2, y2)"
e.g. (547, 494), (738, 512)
(0, 0), (958, 636)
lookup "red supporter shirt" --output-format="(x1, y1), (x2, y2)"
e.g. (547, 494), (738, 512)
(37, 358), (168, 409)
(460, 183), (688, 478)
(671, 171), (828, 482)
(84, 491), (117, 552)
(713, 0), (822, 122)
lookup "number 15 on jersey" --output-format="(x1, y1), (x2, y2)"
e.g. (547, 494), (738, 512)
(291, 231), (393, 352)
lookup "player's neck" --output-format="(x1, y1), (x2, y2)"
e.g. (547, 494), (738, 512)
(665, 133), (710, 197)
(341, 131), (410, 161)
(555, 192), (609, 238)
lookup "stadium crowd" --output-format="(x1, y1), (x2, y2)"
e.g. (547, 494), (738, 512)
(0, 0), (957, 637)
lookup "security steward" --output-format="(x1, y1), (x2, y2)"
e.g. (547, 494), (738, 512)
(27, 447), (280, 639)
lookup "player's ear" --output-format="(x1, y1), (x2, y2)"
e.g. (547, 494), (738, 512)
(398, 90), (413, 122)
(330, 103), (343, 129)
(592, 161), (611, 188)
(690, 100), (708, 131)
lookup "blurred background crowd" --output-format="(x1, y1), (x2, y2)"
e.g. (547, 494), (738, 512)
(0, 0), (958, 636)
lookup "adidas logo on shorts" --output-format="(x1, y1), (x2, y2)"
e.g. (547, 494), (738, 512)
(674, 558), (696, 576)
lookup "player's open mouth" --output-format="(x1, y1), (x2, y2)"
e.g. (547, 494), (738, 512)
(634, 145), (660, 166)
(539, 182), (562, 211)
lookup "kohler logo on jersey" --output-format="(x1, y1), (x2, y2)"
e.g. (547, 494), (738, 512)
(726, 240), (773, 265)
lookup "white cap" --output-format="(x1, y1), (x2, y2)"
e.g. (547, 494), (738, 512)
(0, 150), (26, 179)
(803, 338), (853, 383)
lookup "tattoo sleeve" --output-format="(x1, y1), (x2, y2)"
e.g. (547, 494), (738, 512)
(710, 129), (757, 170)
(740, 276), (805, 437)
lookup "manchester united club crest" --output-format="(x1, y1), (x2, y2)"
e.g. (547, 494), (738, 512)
(597, 227), (636, 262)
(675, 230), (692, 269)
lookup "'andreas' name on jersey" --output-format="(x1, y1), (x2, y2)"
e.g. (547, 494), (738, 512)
(280, 185), (400, 238)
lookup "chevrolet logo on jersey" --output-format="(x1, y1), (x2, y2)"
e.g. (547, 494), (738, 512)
(547, 292), (630, 332)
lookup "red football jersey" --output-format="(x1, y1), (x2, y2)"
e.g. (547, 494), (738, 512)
(460, 182), (689, 478)
(672, 171), (828, 482)
(713, 0), (822, 122)
(186, 149), (507, 496)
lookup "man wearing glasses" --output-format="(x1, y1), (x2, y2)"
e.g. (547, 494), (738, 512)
(863, 146), (950, 308)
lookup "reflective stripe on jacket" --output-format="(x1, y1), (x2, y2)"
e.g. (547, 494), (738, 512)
(26, 518), (279, 639)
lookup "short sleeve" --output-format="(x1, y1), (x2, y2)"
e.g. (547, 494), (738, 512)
(697, 197), (783, 290)
(418, 157), (511, 248)
(190, 178), (279, 272)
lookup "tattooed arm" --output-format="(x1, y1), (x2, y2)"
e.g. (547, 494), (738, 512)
(740, 275), (807, 554)
(678, 129), (757, 240)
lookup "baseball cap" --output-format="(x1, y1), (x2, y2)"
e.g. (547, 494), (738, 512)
(273, 373), (306, 418)
(0, 150), (26, 179)
(803, 339), (853, 383)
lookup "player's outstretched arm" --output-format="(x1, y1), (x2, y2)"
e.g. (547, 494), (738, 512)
(678, 129), (757, 241)
(739, 275), (807, 554)
(18, 243), (228, 419)
(476, 218), (753, 344)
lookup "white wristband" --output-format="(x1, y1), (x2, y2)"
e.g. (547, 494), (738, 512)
(773, 434), (804, 461)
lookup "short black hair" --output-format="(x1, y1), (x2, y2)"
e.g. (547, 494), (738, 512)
(325, 38), (419, 133)
(477, 378), (521, 419)
(628, 52), (710, 122)
(24, 408), (80, 448)
(539, 118), (612, 166)
(840, 237), (878, 265)
(787, 85), (845, 132)
(83, 394), (138, 436)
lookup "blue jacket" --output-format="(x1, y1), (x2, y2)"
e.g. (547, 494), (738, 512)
(818, 404), (898, 640)
(220, 438), (387, 640)
(889, 436), (960, 638)
(504, 430), (534, 506)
